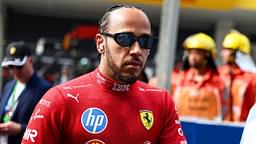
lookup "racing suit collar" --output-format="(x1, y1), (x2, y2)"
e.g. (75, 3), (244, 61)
(94, 68), (131, 92)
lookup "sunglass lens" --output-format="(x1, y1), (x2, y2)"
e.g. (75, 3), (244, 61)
(115, 33), (134, 47)
(8, 65), (15, 69)
(8, 65), (23, 70)
(16, 66), (24, 69)
(138, 35), (155, 49)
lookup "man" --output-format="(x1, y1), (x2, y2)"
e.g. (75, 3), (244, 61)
(219, 30), (256, 122)
(21, 4), (187, 144)
(0, 41), (51, 144)
(173, 33), (224, 121)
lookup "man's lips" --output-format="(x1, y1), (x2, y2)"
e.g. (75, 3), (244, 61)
(125, 60), (143, 67)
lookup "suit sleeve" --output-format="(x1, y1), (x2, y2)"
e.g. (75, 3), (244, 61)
(159, 92), (187, 144)
(21, 87), (65, 144)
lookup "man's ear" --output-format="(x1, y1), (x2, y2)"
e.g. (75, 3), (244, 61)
(95, 34), (105, 54)
(28, 56), (33, 64)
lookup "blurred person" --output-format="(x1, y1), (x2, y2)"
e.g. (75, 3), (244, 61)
(22, 4), (187, 144)
(0, 41), (52, 144)
(219, 30), (256, 122)
(1, 68), (12, 91)
(173, 33), (224, 121)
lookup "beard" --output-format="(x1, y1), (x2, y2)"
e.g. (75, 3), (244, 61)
(189, 57), (208, 69)
(190, 63), (201, 69)
(105, 45), (140, 84)
(224, 57), (235, 65)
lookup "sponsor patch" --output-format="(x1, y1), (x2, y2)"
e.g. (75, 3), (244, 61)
(85, 139), (105, 144)
(30, 108), (44, 121)
(23, 128), (38, 143)
(178, 127), (184, 136)
(10, 47), (16, 55)
(140, 110), (154, 130)
(81, 107), (108, 134)
(39, 99), (51, 107)
(66, 93), (80, 103)
(112, 83), (130, 92)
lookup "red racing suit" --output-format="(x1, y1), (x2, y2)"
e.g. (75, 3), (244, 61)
(173, 68), (224, 120)
(240, 76), (256, 121)
(219, 65), (256, 121)
(21, 69), (187, 144)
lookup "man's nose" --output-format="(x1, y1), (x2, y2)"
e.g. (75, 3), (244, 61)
(129, 41), (143, 55)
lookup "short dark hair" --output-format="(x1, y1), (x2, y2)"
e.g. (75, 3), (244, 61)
(98, 4), (144, 34)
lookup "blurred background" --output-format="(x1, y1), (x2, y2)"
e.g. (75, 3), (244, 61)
(1, 0), (256, 88)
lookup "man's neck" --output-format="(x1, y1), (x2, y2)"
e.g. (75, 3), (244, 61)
(19, 70), (34, 84)
(193, 66), (208, 76)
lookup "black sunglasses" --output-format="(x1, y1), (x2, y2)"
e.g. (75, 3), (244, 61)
(101, 32), (157, 49)
(7, 65), (24, 70)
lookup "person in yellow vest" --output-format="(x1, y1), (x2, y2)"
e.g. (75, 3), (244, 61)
(173, 33), (224, 121)
(219, 30), (256, 122)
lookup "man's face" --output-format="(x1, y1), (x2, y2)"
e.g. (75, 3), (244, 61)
(221, 48), (235, 64)
(188, 49), (208, 69)
(8, 57), (33, 83)
(96, 8), (151, 83)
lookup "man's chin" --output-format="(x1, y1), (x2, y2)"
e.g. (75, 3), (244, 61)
(190, 64), (201, 69)
(118, 75), (138, 84)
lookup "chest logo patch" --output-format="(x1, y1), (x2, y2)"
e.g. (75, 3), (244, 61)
(81, 107), (108, 134)
(140, 110), (154, 130)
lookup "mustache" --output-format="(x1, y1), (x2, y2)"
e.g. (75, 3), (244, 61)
(124, 58), (143, 66)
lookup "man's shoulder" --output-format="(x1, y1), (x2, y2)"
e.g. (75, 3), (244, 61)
(33, 74), (52, 89)
(2, 80), (16, 92)
(4, 79), (16, 87)
(43, 73), (93, 104)
(53, 72), (93, 94)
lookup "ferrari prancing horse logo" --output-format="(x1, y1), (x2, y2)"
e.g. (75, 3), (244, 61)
(140, 110), (154, 130)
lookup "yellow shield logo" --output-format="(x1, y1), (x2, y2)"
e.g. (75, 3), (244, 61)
(9, 47), (16, 55)
(140, 110), (154, 130)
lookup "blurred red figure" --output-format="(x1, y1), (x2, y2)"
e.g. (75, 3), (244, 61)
(219, 30), (256, 122)
(172, 33), (224, 121)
